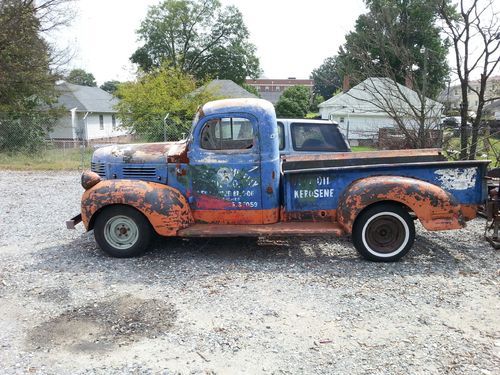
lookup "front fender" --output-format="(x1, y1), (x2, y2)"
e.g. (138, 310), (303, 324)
(337, 176), (465, 233)
(81, 180), (194, 236)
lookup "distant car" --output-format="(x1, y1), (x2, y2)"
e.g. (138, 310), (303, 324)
(441, 116), (472, 129)
(277, 119), (351, 156)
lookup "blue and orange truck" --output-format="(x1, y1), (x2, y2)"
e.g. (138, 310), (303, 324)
(68, 98), (489, 262)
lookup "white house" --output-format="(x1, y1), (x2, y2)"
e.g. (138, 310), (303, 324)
(318, 77), (444, 145)
(49, 82), (128, 141)
(484, 100), (500, 121)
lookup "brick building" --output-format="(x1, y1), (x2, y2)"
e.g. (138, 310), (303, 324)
(245, 78), (314, 104)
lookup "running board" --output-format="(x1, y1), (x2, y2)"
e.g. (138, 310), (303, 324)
(178, 222), (345, 237)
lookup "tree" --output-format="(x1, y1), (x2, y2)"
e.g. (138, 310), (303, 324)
(335, 0), (450, 148)
(339, 0), (449, 99)
(275, 86), (311, 118)
(100, 80), (121, 94)
(116, 64), (217, 141)
(0, 0), (71, 152)
(66, 68), (96, 87)
(438, 0), (500, 160)
(311, 56), (342, 100)
(241, 83), (260, 98)
(310, 94), (325, 113)
(130, 0), (260, 84)
(0, 0), (55, 112)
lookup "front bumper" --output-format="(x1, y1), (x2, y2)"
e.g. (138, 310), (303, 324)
(66, 214), (82, 229)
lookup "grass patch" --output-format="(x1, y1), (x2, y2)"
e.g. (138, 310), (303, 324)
(443, 136), (500, 166)
(0, 148), (93, 171)
(351, 145), (377, 152)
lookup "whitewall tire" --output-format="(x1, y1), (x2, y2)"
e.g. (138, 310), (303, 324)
(352, 203), (415, 262)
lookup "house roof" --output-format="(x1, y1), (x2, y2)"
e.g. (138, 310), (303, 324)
(194, 79), (258, 99)
(484, 100), (500, 113)
(319, 77), (443, 116)
(56, 82), (119, 113)
(245, 78), (314, 86)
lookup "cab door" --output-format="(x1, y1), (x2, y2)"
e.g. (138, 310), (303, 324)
(188, 114), (264, 224)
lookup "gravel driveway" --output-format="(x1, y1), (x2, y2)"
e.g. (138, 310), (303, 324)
(0, 171), (499, 374)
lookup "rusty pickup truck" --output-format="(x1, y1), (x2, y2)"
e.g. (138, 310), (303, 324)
(69, 98), (489, 262)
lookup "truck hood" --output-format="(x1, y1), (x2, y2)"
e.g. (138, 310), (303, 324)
(92, 141), (188, 164)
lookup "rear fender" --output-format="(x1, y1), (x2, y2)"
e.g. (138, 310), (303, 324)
(81, 180), (193, 236)
(337, 176), (465, 233)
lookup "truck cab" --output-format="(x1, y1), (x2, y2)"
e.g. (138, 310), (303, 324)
(75, 98), (489, 262)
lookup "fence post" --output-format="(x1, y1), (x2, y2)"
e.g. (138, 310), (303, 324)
(163, 113), (170, 142)
(80, 139), (85, 171)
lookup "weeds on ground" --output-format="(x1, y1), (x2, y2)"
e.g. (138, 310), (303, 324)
(0, 148), (93, 171)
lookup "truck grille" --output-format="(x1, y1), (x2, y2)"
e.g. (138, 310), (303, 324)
(122, 166), (157, 179)
(91, 162), (106, 177)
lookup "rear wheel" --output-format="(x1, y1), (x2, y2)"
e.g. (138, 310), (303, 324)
(94, 206), (152, 258)
(352, 203), (415, 262)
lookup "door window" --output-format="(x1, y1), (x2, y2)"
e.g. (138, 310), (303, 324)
(200, 117), (254, 150)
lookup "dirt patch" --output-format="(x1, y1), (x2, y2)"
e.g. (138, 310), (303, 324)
(27, 294), (176, 353)
(35, 287), (72, 303)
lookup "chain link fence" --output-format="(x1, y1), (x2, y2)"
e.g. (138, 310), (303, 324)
(0, 113), (190, 170)
(1, 113), (499, 169)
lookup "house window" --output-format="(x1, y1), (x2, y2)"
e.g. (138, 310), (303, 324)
(275, 86), (280, 91)
(99, 115), (104, 130)
(112, 114), (116, 130)
(340, 117), (345, 123)
(265, 86), (270, 91)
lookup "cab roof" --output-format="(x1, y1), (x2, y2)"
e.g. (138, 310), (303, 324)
(201, 98), (276, 118)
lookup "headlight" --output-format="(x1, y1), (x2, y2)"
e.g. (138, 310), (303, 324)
(81, 170), (102, 190)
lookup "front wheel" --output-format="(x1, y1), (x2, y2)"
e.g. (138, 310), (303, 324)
(352, 203), (415, 262)
(94, 206), (153, 258)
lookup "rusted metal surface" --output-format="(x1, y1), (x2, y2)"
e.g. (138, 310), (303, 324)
(282, 149), (447, 171)
(66, 214), (82, 229)
(460, 205), (478, 221)
(484, 170), (500, 249)
(336, 176), (473, 233)
(284, 159), (489, 175)
(81, 170), (101, 190)
(192, 208), (279, 225)
(178, 221), (344, 237)
(166, 141), (189, 164)
(187, 98), (280, 223)
(76, 97), (488, 247)
(283, 154), (447, 171)
(282, 148), (444, 163)
(93, 142), (187, 165)
(81, 180), (193, 236)
(281, 209), (337, 222)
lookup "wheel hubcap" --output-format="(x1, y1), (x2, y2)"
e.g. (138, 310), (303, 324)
(365, 215), (405, 254)
(103, 215), (139, 250)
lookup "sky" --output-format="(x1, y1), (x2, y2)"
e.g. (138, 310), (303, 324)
(53, 0), (367, 85)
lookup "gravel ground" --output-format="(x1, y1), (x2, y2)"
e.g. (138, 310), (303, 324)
(0, 170), (499, 374)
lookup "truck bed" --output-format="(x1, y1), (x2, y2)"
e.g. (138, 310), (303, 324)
(282, 148), (446, 171)
(281, 149), (489, 215)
